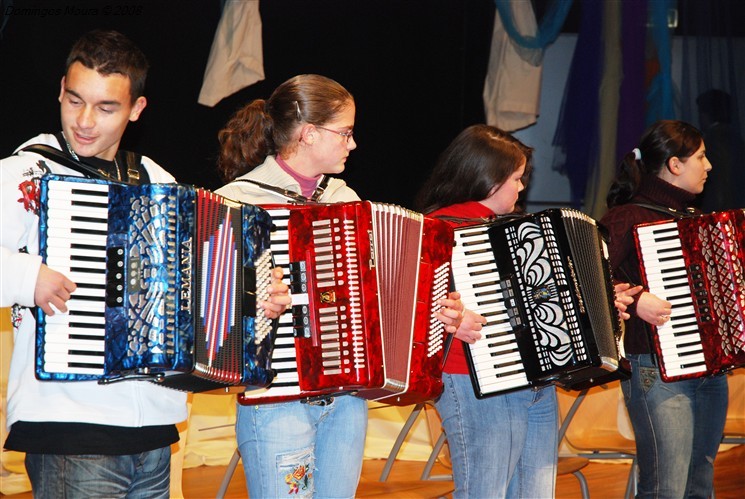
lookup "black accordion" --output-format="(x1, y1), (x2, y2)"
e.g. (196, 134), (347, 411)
(35, 174), (277, 392)
(451, 208), (624, 398)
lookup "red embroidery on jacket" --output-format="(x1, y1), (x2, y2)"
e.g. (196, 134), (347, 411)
(17, 179), (40, 214)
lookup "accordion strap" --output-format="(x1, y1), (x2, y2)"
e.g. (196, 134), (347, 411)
(20, 143), (146, 185)
(21, 144), (103, 180)
(231, 178), (326, 205)
(630, 203), (696, 219)
(432, 213), (522, 225)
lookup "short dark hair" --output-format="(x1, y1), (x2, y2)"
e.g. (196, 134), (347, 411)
(66, 29), (149, 102)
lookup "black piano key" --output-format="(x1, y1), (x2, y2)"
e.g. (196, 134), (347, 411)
(71, 295), (104, 302)
(70, 266), (105, 274)
(68, 361), (105, 369)
(68, 322), (105, 329)
(70, 254), (107, 263)
(77, 282), (106, 290)
(70, 215), (107, 224)
(680, 360), (707, 370)
(68, 349), (105, 357)
(663, 282), (689, 290)
(70, 310), (105, 318)
(69, 333), (105, 341)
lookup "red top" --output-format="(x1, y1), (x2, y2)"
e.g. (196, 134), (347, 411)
(429, 201), (497, 375)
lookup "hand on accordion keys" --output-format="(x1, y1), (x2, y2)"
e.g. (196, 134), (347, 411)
(437, 291), (479, 336)
(636, 290), (673, 327)
(34, 263), (77, 316)
(613, 282), (644, 321)
(454, 308), (487, 344)
(260, 267), (292, 320)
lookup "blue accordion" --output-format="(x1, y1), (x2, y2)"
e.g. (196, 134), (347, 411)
(35, 174), (277, 392)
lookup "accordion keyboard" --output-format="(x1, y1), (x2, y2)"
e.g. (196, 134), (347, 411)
(41, 179), (111, 375)
(636, 221), (707, 377)
(452, 225), (529, 395)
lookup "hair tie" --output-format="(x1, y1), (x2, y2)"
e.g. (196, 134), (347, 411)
(632, 148), (642, 161)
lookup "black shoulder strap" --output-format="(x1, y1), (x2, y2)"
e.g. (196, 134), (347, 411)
(20, 144), (148, 185)
(630, 203), (695, 219)
(120, 150), (148, 184)
(230, 178), (320, 205)
(20, 144), (102, 179)
(431, 213), (520, 225)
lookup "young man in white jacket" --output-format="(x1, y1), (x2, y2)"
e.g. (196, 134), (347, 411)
(0, 28), (185, 498)
(0, 29), (294, 498)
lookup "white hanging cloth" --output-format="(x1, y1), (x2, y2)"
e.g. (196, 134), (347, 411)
(198, 0), (265, 107)
(483, 1), (543, 131)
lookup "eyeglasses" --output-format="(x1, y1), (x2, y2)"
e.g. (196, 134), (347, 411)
(315, 125), (354, 143)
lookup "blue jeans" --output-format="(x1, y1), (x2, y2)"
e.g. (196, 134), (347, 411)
(24, 447), (171, 499)
(435, 373), (558, 499)
(622, 354), (728, 499)
(236, 395), (367, 498)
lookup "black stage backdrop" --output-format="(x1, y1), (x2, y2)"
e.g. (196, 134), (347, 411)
(0, 0), (495, 208)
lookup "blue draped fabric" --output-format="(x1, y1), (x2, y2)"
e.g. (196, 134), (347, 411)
(551, 0), (602, 208)
(646, 0), (675, 124)
(493, 0), (573, 50)
(616, 0), (648, 162)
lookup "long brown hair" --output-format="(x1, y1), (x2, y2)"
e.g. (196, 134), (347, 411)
(217, 74), (353, 182)
(415, 124), (532, 214)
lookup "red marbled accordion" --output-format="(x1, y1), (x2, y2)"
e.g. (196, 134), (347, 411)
(239, 201), (454, 406)
(634, 209), (745, 381)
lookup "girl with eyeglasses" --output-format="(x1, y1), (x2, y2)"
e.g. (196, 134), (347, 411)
(214, 74), (465, 498)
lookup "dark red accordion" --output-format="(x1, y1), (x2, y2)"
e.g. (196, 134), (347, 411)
(634, 209), (745, 381)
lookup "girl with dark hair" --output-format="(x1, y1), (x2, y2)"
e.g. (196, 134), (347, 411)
(600, 119), (727, 498)
(416, 125), (639, 497)
(215, 74), (464, 498)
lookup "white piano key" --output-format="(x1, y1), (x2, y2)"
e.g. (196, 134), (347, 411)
(45, 227), (107, 244)
(46, 198), (108, 212)
(663, 365), (708, 377)
(43, 340), (105, 352)
(46, 218), (108, 233)
(46, 256), (106, 271)
(44, 328), (105, 340)
(48, 179), (110, 193)
(42, 363), (104, 375)
(44, 351), (104, 365)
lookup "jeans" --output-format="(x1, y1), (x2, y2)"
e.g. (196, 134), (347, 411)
(435, 373), (558, 499)
(622, 354), (729, 499)
(24, 447), (171, 499)
(236, 395), (367, 498)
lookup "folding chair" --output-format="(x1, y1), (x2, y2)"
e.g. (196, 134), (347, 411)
(558, 383), (638, 499)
